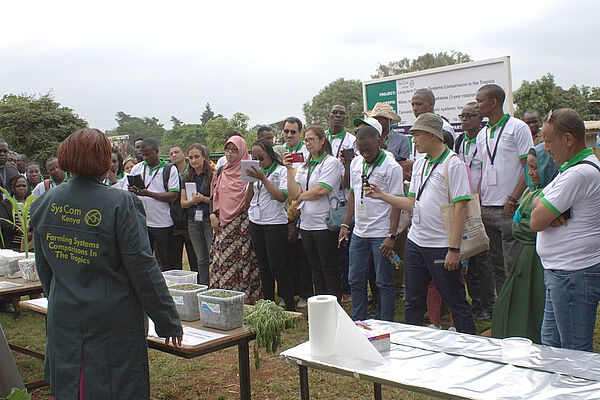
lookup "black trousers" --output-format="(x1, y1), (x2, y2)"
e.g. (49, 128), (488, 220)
(148, 226), (174, 271)
(170, 221), (198, 272)
(300, 229), (341, 302)
(249, 222), (295, 311)
(288, 238), (314, 299)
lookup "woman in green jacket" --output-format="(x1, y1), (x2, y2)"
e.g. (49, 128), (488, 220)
(31, 128), (183, 400)
(491, 143), (559, 343)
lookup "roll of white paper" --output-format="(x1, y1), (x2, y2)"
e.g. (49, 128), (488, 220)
(308, 295), (338, 357)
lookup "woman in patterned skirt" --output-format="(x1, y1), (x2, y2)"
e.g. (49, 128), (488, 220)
(209, 135), (261, 303)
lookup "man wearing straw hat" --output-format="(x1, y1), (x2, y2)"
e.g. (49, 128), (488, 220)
(367, 102), (410, 162)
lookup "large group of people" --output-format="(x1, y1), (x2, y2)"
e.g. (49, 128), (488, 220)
(1, 84), (599, 364)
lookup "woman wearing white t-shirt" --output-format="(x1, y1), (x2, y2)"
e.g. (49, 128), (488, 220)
(245, 140), (295, 311)
(285, 125), (343, 302)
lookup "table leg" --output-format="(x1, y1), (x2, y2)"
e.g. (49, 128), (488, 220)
(238, 337), (251, 400)
(299, 365), (309, 400)
(11, 296), (21, 320)
(374, 382), (382, 400)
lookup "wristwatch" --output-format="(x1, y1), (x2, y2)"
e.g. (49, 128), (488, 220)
(387, 233), (398, 240)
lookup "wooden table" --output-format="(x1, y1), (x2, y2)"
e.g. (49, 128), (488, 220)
(19, 299), (256, 400)
(0, 277), (43, 317)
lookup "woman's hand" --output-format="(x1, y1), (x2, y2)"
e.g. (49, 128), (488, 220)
(364, 182), (383, 199)
(191, 192), (205, 204)
(106, 169), (118, 184)
(283, 153), (294, 169)
(247, 166), (266, 182)
(165, 335), (183, 347)
(210, 213), (220, 233)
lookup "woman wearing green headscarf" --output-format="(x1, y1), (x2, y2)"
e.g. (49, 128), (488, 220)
(491, 143), (559, 343)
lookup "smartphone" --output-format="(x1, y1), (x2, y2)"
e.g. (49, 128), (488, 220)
(397, 157), (407, 162)
(341, 148), (355, 162)
(361, 174), (369, 188)
(127, 174), (145, 189)
(289, 153), (305, 163)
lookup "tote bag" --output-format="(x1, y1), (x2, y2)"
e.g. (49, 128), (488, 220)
(439, 154), (489, 260)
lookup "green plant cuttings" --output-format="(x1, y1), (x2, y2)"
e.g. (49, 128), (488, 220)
(244, 299), (290, 369)
(0, 187), (36, 258)
(202, 289), (239, 298)
(4, 388), (32, 400)
(170, 284), (203, 291)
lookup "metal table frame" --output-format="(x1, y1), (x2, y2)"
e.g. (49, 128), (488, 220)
(19, 299), (256, 400)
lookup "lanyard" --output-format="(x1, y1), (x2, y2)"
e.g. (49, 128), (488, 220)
(143, 164), (160, 187)
(361, 150), (385, 200)
(286, 142), (302, 154)
(256, 164), (277, 206)
(306, 158), (323, 192)
(416, 148), (449, 201)
(331, 130), (347, 159)
(485, 117), (509, 166)
(462, 135), (478, 169)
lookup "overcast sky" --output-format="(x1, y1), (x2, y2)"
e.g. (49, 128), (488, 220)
(1, 0), (598, 131)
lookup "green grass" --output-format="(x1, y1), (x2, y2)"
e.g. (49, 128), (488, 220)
(2, 298), (599, 400)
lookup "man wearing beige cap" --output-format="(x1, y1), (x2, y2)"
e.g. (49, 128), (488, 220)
(365, 113), (476, 333)
(367, 102), (410, 162)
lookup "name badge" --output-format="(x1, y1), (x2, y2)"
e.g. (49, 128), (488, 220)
(487, 167), (498, 186)
(250, 206), (261, 220)
(194, 210), (203, 222)
(357, 202), (367, 219)
(412, 201), (421, 224)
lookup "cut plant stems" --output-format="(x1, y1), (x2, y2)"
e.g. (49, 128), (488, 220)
(244, 299), (291, 369)
(0, 187), (36, 258)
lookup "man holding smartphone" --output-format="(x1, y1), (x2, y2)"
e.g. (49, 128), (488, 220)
(274, 117), (309, 168)
(339, 125), (403, 321)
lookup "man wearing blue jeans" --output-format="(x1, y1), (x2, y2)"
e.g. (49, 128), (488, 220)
(531, 108), (600, 351)
(365, 113), (476, 334)
(339, 125), (403, 321)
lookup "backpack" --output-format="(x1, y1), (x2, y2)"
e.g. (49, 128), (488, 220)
(162, 163), (186, 225)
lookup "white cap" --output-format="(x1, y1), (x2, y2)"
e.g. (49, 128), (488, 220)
(353, 116), (383, 135)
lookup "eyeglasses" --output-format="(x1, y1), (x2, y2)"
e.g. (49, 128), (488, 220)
(283, 129), (299, 134)
(458, 113), (479, 120)
(224, 147), (238, 153)
(0, 149), (8, 153)
(303, 137), (318, 144)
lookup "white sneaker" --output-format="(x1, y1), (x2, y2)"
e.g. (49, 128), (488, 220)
(448, 326), (457, 332)
(427, 324), (441, 330)
(297, 297), (308, 308)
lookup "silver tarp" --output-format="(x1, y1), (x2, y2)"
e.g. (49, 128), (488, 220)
(280, 320), (600, 399)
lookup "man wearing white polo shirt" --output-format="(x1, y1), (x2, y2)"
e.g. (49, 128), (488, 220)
(366, 113), (476, 333)
(339, 125), (403, 321)
(531, 108), (600, 352)
(129, 138), (180, 271)
(476, 84), (533, 300)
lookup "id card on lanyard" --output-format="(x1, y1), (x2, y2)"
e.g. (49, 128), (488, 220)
(485, 118), (509, 186)
(413, 148), (449, 222)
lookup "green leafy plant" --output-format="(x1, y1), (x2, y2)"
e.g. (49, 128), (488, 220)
(0, 187), (36, 258)
(244, 299), (290, 369)
(3, 388), (32, 400)
(202, 289), (239, 298)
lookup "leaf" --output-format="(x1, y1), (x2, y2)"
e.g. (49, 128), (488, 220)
(6, 388), (32, 400)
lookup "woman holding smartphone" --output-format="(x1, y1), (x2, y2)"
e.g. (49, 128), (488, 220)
(245, 140), (295, 310)
(285, 125), (343, 302)
(181, 144), (213, 285)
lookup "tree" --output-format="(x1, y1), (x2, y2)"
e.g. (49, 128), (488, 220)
(0, 93), (87, 164)
(160, 124), (206, 152)
(204, 117), (230, 152)
(200, 103), (215, 125)
(170, 116), (183, 128)
(108, 112), (166, 144)
(513, 73), (600, 120)
(303, 78), (363, 130)
(371, 51), (472, 79)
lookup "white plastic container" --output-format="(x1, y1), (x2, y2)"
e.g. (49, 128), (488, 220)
(502, 337), (532, 360)
(168, 284), (208, 321)
(197, 289), (245, 330)
(162, 270), (198, 287)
